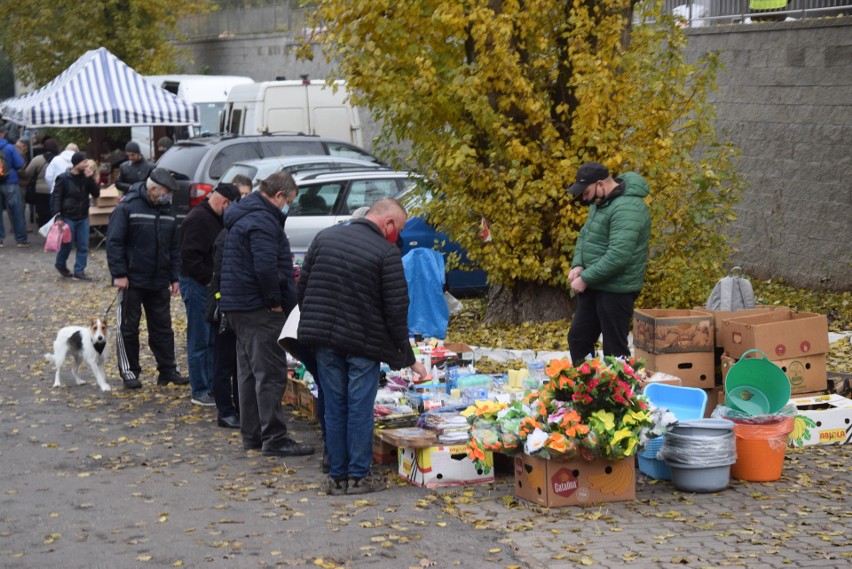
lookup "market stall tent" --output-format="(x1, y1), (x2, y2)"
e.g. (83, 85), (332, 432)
(0, 47), (199, 128)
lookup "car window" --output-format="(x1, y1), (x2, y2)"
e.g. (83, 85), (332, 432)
(344, 179), (401, 214)
(156, 145), (211, 179)
(221, 163), (259, 183)
(261, 140), (326, 157)
(290, 183), (344, 216)
(324, 142), (379, 163)
(209, 142), (263, 180)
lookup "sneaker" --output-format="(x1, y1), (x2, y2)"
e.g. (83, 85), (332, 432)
(347, 472), (387, 495)
(123, 377), (142, 389)
(73, 272), (93, 281)
(157, 373), (189, 386)
(17, 241), (31, 248)
(56, 267), (72, 278)
(322, 476), (348, 496)
(191, 393), (216, 406)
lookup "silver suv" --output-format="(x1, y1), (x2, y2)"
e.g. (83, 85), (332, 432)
(287, 169), (416, 260)
(155, 134), (382, 219)
(220, 155), (385, 190)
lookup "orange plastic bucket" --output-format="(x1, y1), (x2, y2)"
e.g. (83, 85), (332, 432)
(730, 417), (794, 482)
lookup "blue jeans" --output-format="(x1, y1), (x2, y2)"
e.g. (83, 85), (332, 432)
(180, 276), (213, 398)
(0, 183), (28, 244)
(315, 347), (379, 480)
(54, 217), (90, 275)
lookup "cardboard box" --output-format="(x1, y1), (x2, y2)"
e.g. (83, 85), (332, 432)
(787, 394), (852, 447)
(398, 445), (493, 488)
(514, 454), (636, 507)
(720, 310), (829, 360)
(96, 185), (120, 207)
(88, 205), (114, 226)
(704, 386), (724, 418)
(721, 353), (827, 396)
(372, 430), (397, 465)
(698, 305), (785, 340)
(635, 348), (715, 388)
(297, 386), (318, 419)
(633, 309), (714, 354)
(283, 380), (298, 406)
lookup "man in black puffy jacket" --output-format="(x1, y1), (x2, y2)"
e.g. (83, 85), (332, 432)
(51, 152), (99, 280)
(107, 168), (186, 390)
(219, 172), (314, 458)
(115, 141), (154, 194)
(298, 198), (428, 495)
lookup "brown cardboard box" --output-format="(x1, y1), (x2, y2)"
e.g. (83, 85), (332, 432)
(704, 386), (724, 418)
(514, 454), (636, 507)
(697, 305), (785, 340)
(297, 386), (318, 419)
(635, 348), (715, 389)
(283, 380), (298, 406)
(722, 353), (827, 396)
(95, 185), (120, 207)
(633, 309), (714, 354)
(372, 430), (397, 465)
(720, 310), (829, 360)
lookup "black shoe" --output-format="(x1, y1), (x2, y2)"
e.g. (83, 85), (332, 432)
(262, 438), (315, 457)
(321, 445), (331, 474)
(56, 267), (72, 278)
(157, 373), (189, 386)
(217, 415), (240, 429)
(243, 441), (262, 451)
(72, 272), (93, 281)
(123, 377), (142, 389)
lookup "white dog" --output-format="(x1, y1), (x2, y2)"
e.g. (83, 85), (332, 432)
(45, 317), (111, 392)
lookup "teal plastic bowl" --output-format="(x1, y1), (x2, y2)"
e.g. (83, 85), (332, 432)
(724, 349), (791, 416)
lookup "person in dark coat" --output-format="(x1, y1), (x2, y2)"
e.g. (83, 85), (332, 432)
(106, 168), (186, 390)
(51, 153), (100, 280)
(297, 198), (427, 495)
(115, 141), (154, 194)
(179, 182), (241, 407)
(219, 172), (313, 458)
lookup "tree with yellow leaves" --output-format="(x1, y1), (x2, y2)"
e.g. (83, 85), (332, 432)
(0, 0), (212, 88)
(303, 0), (741, 323)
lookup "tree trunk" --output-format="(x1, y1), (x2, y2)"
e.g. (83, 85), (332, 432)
(484, 282), (575, 325)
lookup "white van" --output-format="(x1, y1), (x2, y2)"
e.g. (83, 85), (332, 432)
(131, 74), (254, 156)
(220, 79), (363, 146)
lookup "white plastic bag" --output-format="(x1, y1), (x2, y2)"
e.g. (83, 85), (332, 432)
(39, 214), (59, 238)
(444, 291), (463, 316)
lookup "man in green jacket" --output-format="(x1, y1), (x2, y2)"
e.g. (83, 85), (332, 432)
(566, 162), (651, 364)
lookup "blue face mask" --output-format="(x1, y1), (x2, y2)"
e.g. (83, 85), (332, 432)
(281, 203), (289, 215)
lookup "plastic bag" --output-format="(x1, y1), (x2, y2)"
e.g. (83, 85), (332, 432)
(444, 291), (463, 315)
(39, 214), (59, 238)
(44, 220), (71, 252)
(711, 403), (797, 425)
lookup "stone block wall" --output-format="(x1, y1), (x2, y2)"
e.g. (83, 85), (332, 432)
(684, 18), (851, 290)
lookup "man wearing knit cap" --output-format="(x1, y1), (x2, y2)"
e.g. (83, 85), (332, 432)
(51, 153), (100, 279)
(116, 141), (154, 194)
(107, 167), (186, 389)
(179, 182), (241, 408)
(156, 137), (174, 156)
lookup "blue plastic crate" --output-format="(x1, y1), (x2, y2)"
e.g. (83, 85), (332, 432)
(638, 454), (672, 481)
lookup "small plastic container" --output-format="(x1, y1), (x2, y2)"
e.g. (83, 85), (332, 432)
(667, 461), (735, 493)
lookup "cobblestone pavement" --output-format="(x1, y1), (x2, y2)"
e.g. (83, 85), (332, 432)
(0, 242), (850, 568)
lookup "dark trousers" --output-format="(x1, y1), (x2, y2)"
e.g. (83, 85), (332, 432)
(211, 326), (240, 420)
(116, 287), (178, 382)
(228, 309), (290, 450)
(34, 193), (52, 228)
(568, 289), (638, 364)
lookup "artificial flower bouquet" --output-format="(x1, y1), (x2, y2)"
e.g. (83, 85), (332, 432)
(464, 355), (656, 464)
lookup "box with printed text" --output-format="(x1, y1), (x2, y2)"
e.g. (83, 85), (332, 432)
(513, 454), (636, 507)
(633, 309), (714, 354)
(787, 394), (852, 447)
(398, 445), (493, 488)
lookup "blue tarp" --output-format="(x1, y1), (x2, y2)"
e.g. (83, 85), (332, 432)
(403, 248), (449, 339)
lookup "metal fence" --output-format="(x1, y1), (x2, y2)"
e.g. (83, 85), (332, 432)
(179, 1), (852, 40)
(659, 0), (852, 26)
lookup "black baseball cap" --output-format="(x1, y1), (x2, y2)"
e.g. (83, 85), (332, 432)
(568, 162), (609, 196)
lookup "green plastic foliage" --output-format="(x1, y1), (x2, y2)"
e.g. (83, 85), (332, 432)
(305, 0), (741, 309)
(0, 0), (212, 88)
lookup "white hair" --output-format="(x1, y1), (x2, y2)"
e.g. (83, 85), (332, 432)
(65, 143), (79, 152)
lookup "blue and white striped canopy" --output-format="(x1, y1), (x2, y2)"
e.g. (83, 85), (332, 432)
(0, 47), (199, 128)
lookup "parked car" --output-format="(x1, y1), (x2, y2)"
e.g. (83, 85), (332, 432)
(219, 155), (385, 190)
(397, 186), (488, 296)
(287, 169), (417, 260)
(155, 133), (383, 220)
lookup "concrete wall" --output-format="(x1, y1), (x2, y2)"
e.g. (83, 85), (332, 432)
(177, 17), (852, 290)
(683, 18), (851, 290)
